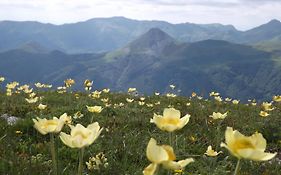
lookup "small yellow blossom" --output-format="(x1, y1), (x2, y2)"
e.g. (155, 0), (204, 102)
(191, 92), (197, 97)
(64, 78), (75, 88)
(232, 100), (240, 104)
(38, 103), (47, 110)
(26, 97), (39, 104)
(209, 112), (228, 120)
(15, 130), (23, 134)
(214, 96), (223, 102)
(209, 91), (220, 96)
(154, 101), (161, 105)
(73, 111), (84, 119)
(102, 88), (110, 93)
(101, 98), (109, 103)
(150, 108), (190, 132)
(6, 81), (19, 89)
(262, 102), (275, 111)
(84, 79), (93, 91)
(139, 101), (145, 106)
(170, 84), (176, 89)
(0, 76), (5, 82)
(60, 113), (72, 125)
(259, 111), (269, 117)
(273, 95), (281, 102)
(146, 104), (154, 107)
(166, 93), (177, 98)
(128, 88), (137, 93)
(126, 98), (134, 103)
(225, 97), (232, 102)
(87, 106), (103, 113)
(204, 146), (222, 157)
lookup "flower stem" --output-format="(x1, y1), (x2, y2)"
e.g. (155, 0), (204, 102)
(169, 132), (174, 147)
(78, 148), (85, 175)
(215, 120), (223, 150)
(233, 159), (241, 175)
(50, 133), (58, 175)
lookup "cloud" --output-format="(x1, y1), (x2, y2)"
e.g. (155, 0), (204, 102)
(0, 0), (280, 30)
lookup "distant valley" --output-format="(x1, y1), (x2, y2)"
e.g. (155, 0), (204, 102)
(0, 17), (281, 101)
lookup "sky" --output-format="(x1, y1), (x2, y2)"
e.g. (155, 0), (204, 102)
(0, 0), (281, 30)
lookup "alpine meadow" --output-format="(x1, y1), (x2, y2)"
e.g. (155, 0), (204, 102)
(0, 1), (281, 175)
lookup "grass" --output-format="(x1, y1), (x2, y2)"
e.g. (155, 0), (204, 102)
(0, 88), (280, 175)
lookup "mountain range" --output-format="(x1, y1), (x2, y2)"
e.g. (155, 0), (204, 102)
(0, 17), (281, 101)
(1, 17), (281, 53)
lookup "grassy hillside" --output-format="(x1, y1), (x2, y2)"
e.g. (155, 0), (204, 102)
(0, 81), (280, 174)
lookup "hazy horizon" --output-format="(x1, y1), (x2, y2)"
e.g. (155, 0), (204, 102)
(0, 0), (281, 30)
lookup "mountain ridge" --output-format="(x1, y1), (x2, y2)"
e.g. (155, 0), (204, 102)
(0, 17), (280, 53)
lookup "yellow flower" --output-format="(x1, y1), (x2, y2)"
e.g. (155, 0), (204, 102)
(35, 82), (44, 88)
(15, 130), (23, 134)
(232, 100), (240, 104)
(87, 105), (103, 113)
(64, 78), (75, 88)
(73, 111), (84, 119)
(209, 112), (228, 120)
(191, 92), (197, 97)
(143, 138), (194, 175)
(154, 101), (161, 105)
(102, 88), (110, 93)
(139, 101), (145, 106)
(154, 92), (160, 96)
(169, 84), (176, 89)
(225, 97), (232, 102)
(128, 88), (137, 93)
(101, 98), (109, 103)
(59, 122), (102, 148)
(25, 97), (39, 103)
(6, 81), (19, 89)
(204, 146), (222, 157)
(209, 91), (220, 96)
(259, 111), (269, 117)
(33, 117), (65, 135)
(57, 86), (67, 93)
(220, 127), (277, 161)
(166, 93), (177, 97)
(197, 96), (203, 100)
(262, 102), (275, 111)
(251, 102), (257, 106)
(214, 96), (223, 102)
(91, 90), (101, 99)
(84, 79), (93, 87)
(126, 98), (134, 103)
(60, 113), (72, 125)
(147, 104), (154, 108)
(140, 97), (146, 101)
(38, 103), (47, 110)
(150, 108), (190, 132)
(0, 76), (5, 82)
(273, 95), (281, 102)
(186, 102), (191, 106)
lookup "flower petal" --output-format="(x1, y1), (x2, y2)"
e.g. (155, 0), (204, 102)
(163, 108), (180, 119)
(146, 138), (169, 163)
(143, 163), (158, 175)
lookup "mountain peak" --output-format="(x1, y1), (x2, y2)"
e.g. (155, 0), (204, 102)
(268, 19), (281, 24)
(127, 28), (175, 54)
